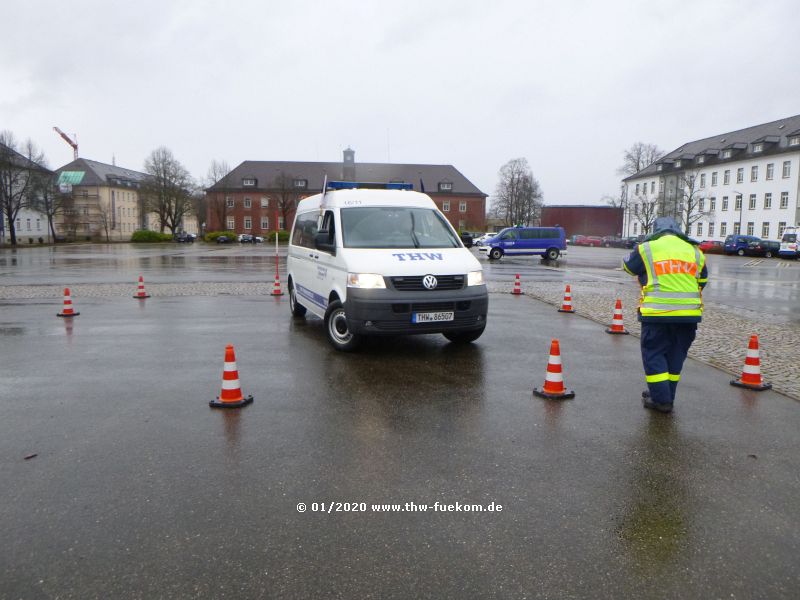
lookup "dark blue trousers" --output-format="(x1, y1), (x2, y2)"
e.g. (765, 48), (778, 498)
(640, 321), (697, 405)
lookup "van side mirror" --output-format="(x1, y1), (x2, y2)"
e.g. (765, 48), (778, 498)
(315, 231), (336, 254)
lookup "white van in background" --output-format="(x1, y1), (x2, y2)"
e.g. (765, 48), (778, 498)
(286, 181), (488, 351)
(779, 226), (799, 258)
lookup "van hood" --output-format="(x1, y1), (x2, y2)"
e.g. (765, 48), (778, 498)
(341, 247), (482, 275)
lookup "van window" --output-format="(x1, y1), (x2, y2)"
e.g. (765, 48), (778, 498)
(783, 232), (797, 243)
(500, 230), (517, 241)
(340, 206), (459, 249)
(519, 229), (539, 240)
(291, 212), (319, 249)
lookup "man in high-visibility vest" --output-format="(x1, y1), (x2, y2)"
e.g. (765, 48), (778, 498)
(623, 217), (709, 413)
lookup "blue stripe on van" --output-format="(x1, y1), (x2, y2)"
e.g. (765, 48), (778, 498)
(296, 283), (328, 310)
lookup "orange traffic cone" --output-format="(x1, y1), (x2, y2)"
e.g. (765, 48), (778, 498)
(605, 298), (629, 335)
(730, 335), (772, 391)
(209, 344), (254, 408)
(512, 273), (522, 295)
(558, 285), (575, 313)
(57, 287), (80, 317)
(533, 339), (575, 400)
(133, 275), (151, 299)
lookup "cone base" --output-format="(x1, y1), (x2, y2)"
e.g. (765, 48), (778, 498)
(605, 328), (629, 335)
(270, 291), (284, 296)
(57, 312), (80, 317)
(210, 395), (254, 408)
(558, 308), (575, 313)
(133, 294), (151, 299)
(511, 290), (521, 295)
(730, 379), (772, 391)
(533, 387), (575, 400)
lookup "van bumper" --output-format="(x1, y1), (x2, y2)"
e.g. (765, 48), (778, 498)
(344, 286), (489, 335)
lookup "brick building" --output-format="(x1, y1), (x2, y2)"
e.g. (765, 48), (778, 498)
(205, 149), (487, 235)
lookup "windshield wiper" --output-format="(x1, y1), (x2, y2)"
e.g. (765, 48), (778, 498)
(410, 212), (420, 248)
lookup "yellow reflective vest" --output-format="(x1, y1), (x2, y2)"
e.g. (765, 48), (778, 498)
(637, 235), (706, 318)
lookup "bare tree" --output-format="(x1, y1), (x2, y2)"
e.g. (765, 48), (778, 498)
(141, 147), (194, 235)
(618, 142), (664, 177)
(489, 158), (543, 227)
(1, 132), (49, 245)
(34, 171), (65, 242)
(632, 196), (659, 235)
(273, 172), (301, 230)
(96, 201), (112, 242)
(206, 159), (231, 232)
(675, 170), (713, 236)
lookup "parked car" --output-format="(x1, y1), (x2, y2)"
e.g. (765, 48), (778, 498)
(174, 232), (195, 243)
(568, 234), (585, 245)
(745, 239), (780, 258)
(724, 234), (761, 256)
(573, 235), (602, 247)
(601, 236), (625, 248)
(698, 240), (724, 254)
(474, 232), (496, 246)
(460, 231), (474, 248)
(621, 236), (643, 249)
(238, 234), (255, 243)
(216, 235), (232, 244)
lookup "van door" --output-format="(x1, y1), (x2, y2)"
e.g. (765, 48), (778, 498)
(310, 210), (340, 309)
(290, 211), (325, 317)
(499, 229), (519, 254)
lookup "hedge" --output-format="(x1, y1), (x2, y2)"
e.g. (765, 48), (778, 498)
(131, 230), (174, 243)
(205, 231), (237, 243)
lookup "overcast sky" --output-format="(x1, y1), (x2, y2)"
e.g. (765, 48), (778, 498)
(2, 0), (798, 205)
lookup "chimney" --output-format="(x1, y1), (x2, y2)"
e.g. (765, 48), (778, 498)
(343, 147), (355, 181)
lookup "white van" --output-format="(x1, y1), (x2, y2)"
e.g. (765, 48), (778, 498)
(287, 182), (488, 351)
(779, 226), (799, 258)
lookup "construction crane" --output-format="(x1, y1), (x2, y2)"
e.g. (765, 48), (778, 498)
(53, 127), (78, 160)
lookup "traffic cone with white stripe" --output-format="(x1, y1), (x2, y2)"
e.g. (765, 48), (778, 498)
(271, 273), (283, 296)
(133, 275), (151, 299)
(210, 344), (254, 408)
(511, 273), (522, 295)
(533, 339), (575, 400)
(57, 287), (80, 317)
(730, 335), (772, 391)
(558, 285), (575, 313)
(605, 298), (629, 335)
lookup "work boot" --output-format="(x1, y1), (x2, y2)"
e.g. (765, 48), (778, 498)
(642, 390), (650, 399)
(642, 396), (673, 414)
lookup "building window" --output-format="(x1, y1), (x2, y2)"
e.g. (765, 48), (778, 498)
(746, 222), (754, 236)
(261, 217), (269, 229)
(733, 222), (741, 234)
(657, 164), (663, 172)
(242, 178), (256, 187)
(751, 166), (758, 181)
(767, 163), (774, 180)
(675, 160), (682, 168)
(780, 192), (789, 209)
(459, 201), (467, 212)
(764, 193), (772, 209)
(708, 222), (715, 237)
(722, 196), (729, 211)
(243, 197), (251, 208)
(749, 194), (756, 210)
(293, 179), (307, 189)
(244, 217), (251, 230)
(736, 168), (744, 183)
(635, 183), (640, 195)
(762, 222), (770, 238)
(696, 222), (703, 237)
(721, 149), (732, 159)
(633, 222), (638, 235)
(710, 197), (716, 211)
(278, 216), (285, 229)
(697, 156), (705, 164)
(789, 136), (800, 146)
(36, 219), (41, 230)
(779, 222), (787, 237)
(753, 143), (763, 153)
(226, 197), (234, 208)
(782, 161), (791, 178)
(26, 218), (31, 231)
(720, 222), (727, 236)
(658, 180), (664, 193)
(438, 182), (453, 192)
(226, 217), (235, 230)
(443, 200), (450, 212)
(261, 197), (269, 208)
(735, 195), (742, 211)
(723, 170), (729, 185)
(700, 173), (706, 188)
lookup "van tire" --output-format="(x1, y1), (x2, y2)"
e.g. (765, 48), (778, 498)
(489, 248), (503, 260)
(546, 248), (560, 260)
(443, 326), (485, 344)
(737, 248), (745, 256)
(324, 299), (361, 351)
(289, 280), (306, 317)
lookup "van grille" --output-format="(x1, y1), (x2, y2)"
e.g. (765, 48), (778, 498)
(390, 275), (464, 291)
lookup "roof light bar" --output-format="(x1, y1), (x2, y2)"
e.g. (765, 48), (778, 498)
(326, 181), (413, 191)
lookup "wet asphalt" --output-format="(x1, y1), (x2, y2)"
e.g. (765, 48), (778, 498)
(1, 283), (799, 599)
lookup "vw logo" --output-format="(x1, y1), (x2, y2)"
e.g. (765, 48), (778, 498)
(422, 275), (438, 290)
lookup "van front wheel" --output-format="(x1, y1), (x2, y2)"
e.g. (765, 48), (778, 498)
(324, 299), (361, 351)
(546, 248), (560, 260)
(489, 248), (503, 260)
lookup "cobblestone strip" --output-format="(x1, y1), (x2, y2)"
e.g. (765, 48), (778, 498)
(2, 280), (798, 400)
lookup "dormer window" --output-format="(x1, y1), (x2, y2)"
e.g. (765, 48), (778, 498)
(438, 181), (453, 192)
(721, 149), (732, 159)
(242, 178), (256, 187)
(753, 143), (763, 152)
(293, 179), (307, 189)
(656, 164), (663, 172)
(675, 160), (682, 168)
(790, 136), (800, 147)
(697, 156), (705, 164)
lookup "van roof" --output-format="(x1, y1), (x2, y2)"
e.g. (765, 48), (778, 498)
(296, 188), (437, 212)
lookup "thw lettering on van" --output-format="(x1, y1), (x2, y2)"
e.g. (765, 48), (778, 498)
(653, 260), (698, 276)
(392, 253), (444, 262)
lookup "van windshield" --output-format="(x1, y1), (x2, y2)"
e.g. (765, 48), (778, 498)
(341, 207), (460, 249)
(783, 233), (797, 243)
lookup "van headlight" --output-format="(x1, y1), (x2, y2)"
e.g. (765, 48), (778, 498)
(467, 270), (484, 286)
(347, 273), (386, 288)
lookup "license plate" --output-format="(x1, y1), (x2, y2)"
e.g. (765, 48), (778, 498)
(412, 311), (454, 323)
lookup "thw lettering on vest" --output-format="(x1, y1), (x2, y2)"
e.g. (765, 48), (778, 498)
(392, 253), (444, 261)
(653, 259), (697, 276)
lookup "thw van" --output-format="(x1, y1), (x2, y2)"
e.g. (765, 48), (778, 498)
(779, 226), (800, 258)
(286, 181), (488, 351)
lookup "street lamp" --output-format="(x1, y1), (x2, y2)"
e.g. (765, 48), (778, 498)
(732, 190), (744, 235)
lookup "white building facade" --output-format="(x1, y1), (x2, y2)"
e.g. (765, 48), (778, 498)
(623, 115), (800, 242)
